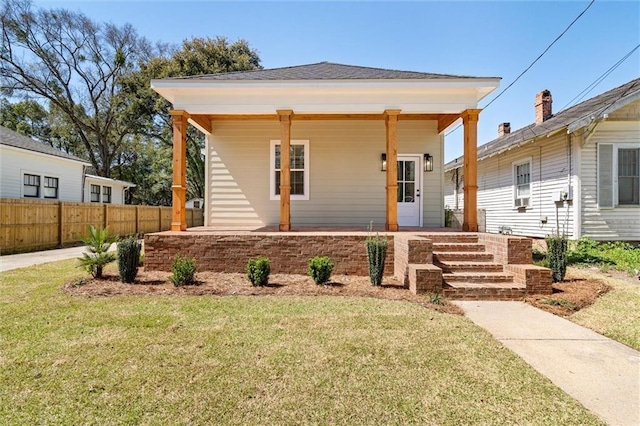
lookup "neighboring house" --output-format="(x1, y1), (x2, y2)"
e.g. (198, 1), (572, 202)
(186, 198), (204, 209)
(0, 125), (89, 201)
(445, 78), (640, 241)
(151, 62), (500, 231)
(84, 174), (135, 205)
(0, 125), (135, 204)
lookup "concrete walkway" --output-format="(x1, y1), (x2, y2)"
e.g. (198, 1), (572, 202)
(456, 301), (640, 426)
(0, 244), (117, 273)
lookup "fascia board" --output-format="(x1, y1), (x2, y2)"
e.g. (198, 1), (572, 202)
(567, 90), (640, 133)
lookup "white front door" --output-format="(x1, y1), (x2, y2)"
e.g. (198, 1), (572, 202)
(397, 155), (422, 227)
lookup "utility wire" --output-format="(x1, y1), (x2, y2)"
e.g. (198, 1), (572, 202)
(446, 0), (596, 136)
(560, 43), (640, 110)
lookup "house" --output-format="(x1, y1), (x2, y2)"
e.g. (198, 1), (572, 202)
(444, 78), (640, 241)
(150, 62), (500, 231)
(186, 198), (204, 209)
(0, 125), (135, 204)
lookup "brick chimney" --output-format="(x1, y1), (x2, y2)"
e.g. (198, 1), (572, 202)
(498, 122), (511, 137)
(535, 90), (553, 124)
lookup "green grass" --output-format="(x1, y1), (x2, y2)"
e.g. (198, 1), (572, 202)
(0, 260), (603, 425)
(569, 269), (640, 351)
(568, 238), (640, 275)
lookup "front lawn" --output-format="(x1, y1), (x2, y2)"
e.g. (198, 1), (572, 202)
(0, 260), (602, 424)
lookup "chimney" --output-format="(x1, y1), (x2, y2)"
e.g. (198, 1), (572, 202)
(535, 90), (553, 124)
(498, 122), (511, 137)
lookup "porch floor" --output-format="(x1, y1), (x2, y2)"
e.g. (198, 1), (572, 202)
(176, 225), (462, 235)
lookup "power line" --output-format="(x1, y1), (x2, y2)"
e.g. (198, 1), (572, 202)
(560, 43), (640, 110)
(446, 0), (596, 136)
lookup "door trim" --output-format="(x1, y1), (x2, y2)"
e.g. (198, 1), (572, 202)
(397, 154), (424, 227)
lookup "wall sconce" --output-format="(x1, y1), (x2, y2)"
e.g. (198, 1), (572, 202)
(381, 153), (387, 172)
(424, 153), (434, 172)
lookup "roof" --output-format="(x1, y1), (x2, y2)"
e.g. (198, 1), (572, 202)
(85, 174), (135, 188)
(0, 125), (89, 164)
(445, 78), (640, 171)
(173, 61), (497, 81)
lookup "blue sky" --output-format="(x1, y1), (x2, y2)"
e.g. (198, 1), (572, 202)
(38, 1), (639, 161)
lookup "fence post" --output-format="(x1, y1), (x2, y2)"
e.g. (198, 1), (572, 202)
(58, 201), (64, 247)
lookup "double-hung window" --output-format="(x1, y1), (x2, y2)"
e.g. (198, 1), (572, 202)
(513, 159), (531, 208)
(270, 140), (309, 200)
(103, 186), (112, 204)
(23, 174), (40, 197)
(90, 184), (101, 203)
(43, 177), (59, 199)
(618, 148), (639, 205)
(598, 144), (640, 207)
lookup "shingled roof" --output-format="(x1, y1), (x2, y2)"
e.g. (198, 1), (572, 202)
(0, 125), (89, 163)
(175, 61), (495, 81)
(445, 78), (640, 171)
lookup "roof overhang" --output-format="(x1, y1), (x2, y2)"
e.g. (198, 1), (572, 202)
(567, 89), (640, 133)
(151, 78), (500, 115)
(85, 174), (136, 187)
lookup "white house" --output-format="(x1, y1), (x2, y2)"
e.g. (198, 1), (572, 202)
(151, 62), (500, 231)
(1, 125), (135, 204)
(445, 78), (640, 241)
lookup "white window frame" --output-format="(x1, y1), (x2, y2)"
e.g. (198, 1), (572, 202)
(269, 139), (310, 201)
(512, 157), (532, 209)
(614, 143), (640, 207)
(102, 186), (112, 204)
(22, 173), (41, 198)
(43, 176), (59, 199)
(90, 184), (101, 203)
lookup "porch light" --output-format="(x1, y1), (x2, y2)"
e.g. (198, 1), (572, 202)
(424, 153), (434, 172)
(381, 153), (387, 172)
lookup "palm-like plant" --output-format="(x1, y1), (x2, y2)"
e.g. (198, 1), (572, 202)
(78, 226), (117, 278)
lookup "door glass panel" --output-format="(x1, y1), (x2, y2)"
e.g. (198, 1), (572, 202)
(397, 184), (404, 203)
(405, 161), (415, 181)
(397, 161), (404, 181)
(404, 183), (415, 202)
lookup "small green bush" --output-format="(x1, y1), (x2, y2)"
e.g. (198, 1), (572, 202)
(308, 256), (334, 285)
(546, 233), (568, 282)
(118, 236), (141, 283)
(247, 256), (270, 286)
(77, 225), (117, 278)
(366, 232), (388, 286)
(169, 255), (197, 286)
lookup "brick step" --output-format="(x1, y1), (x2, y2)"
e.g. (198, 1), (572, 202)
(433, 251), (494, 262)
(432, 243), (485, 252)
(435, 261), (504, 273)
(443, 282), (527, 300)
(443, 271), (515, 284)
(417, 233), (479, 244)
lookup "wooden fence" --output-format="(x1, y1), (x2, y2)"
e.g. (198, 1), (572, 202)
(0, 198), (204, 254)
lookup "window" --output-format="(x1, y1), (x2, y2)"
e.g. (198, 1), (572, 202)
(103, 186), (112, 204)
(618, 148), (639, 205)
(270, 140), (309, 200)
(193, 200), (200, 208)
(23, 174), (40, 197)
(598, 144), (640, 208)
(43, 177), (59, 199)
(513, 159), (531, 208)
(90, 184), (101, 203)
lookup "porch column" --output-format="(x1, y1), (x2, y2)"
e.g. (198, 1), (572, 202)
(278, 110), (293, 231)
(169, 110), (188, 231)
(461, 109), (481, 232)
(384, 109), (401, 231)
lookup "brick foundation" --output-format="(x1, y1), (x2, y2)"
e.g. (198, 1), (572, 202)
(477, 233), (532, 264)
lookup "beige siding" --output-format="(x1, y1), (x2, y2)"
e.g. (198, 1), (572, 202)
(206, 120), (443, 227)
(581, 117), (640, 240)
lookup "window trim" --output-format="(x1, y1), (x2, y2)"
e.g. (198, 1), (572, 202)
(90, 184), (101, 203)
(22, 173), (41, 198)
(614, 143), (640, 207)
(512, 157), (532, 209)
(43, 176), (59, 199)
(269, 139), (310, 201)
(102, 186), (112, 204)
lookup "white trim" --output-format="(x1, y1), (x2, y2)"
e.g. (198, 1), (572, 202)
(512, 156), (533, 208)
(20, 170), (61, 200)
(614, 143), (640, 207)
(204, 134), (211, 227)
(269, 140), (310, 201)
(573, 134), (582, 239)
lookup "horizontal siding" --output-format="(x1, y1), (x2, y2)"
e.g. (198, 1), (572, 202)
(207, 120), (443, 227)
(0, 146), (84, 202)
(444, 133), (576, 238)
(581, 119), (640, 240)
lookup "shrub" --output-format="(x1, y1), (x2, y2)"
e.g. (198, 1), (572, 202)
(117, 236), (141, 283)
(308, 256), (334, 285)
(77, 225), (117, 278)
(366, 231), (388, 286)
(247, 256), (270, 286)
(169, 255), (197, 286)
(546, 233), (568, 282)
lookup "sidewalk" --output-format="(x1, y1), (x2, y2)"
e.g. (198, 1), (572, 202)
(0, 244), (116, 273)
(456, 301), (640, 426)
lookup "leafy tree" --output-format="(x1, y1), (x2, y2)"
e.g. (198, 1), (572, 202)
(1, 0), (155, 177)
